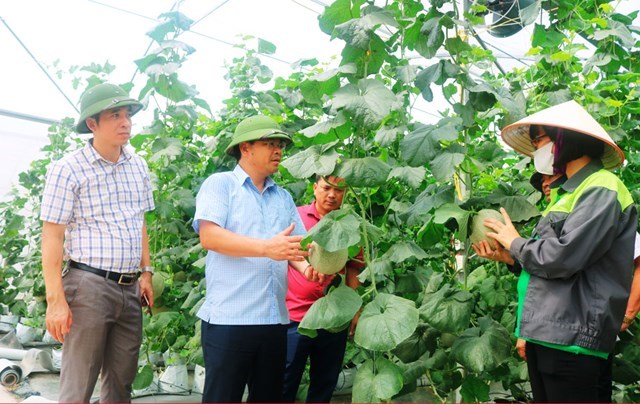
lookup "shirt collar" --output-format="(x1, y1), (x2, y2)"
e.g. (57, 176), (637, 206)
(233, 164), (276, 191)
(306, 201), (322, 221)
(557, 160), (603, 194)
(85, 139), (132, 165)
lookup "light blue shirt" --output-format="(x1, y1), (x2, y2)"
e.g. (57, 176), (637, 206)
(193, 165), (306, 325)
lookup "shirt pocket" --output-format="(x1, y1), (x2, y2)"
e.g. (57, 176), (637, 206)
(268, 194), (295, 234)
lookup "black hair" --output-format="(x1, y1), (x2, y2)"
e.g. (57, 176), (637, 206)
(229, 145), (241, 160)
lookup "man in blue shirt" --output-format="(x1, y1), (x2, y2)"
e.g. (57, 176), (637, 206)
(193, 115), (322, 403)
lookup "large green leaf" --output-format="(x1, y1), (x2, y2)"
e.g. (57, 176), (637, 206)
(375, 125), (406, 146)
(460, 374), (490, 402)
(395, 272), (425, 294)
(275, 88), (303, 109)
(256, 93), (283, 115)
(334, 157), (392, 188)
(485, 186), (540, 222)
(433, 203), (471, 241)
(311, 64), (358, 82)
(132, 364), (154, 390)
(150, 74), (198, 102)
(257, 38), (276, 55)
(352, 357), (404, 402)
(592, 20), (635, 48)
(334, 10), (399, 49)
(392, 323), (439, 363)
(388, 166), (426, 188)
(298, 284), (363, 335)
(355, 293), (419, 351)
(400, 124), (440, 166)
(399, 184), (454, 226)
(300, 112), (347, 138)
(331, 79), (398, 129)
(357, 258), (393, 284)
(280, 144), (339, 179)
(150, 137), (184, 163)
(147, 12), (193, 42)
(318, 0), (365, 35)
(400, 117), (462, 167)
(340, 35), (387, 77)
(396, 64), (418, 84)
(305, 208), (361, 252)
(415, 14), (445, 58)
(382, 241), (428, 263)
(171, 188), (196, 214)
(419, 284), (473, 333)
(451, 317), (511, 373)
(299, 76), (340, 104)
(430, 144), (466, 182)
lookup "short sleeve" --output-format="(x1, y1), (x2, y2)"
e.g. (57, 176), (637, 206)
(40, 162), (75, 224)
(193, 174), (230, 234)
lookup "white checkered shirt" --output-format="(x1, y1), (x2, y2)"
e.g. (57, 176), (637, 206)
(40, 141), (155, 273)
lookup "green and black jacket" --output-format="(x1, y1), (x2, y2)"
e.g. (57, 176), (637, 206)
(511, 160), (637, 354)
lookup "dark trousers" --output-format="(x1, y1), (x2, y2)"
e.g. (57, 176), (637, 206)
(282, 321), (348, 403)
(526, 341), (611, 403)
(201, 321), (287, 403)
(59, 268), (141, 403)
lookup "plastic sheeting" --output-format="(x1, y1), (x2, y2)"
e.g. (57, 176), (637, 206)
(0, 358), (22, 387)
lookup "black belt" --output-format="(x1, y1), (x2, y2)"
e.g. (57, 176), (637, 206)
(68, 260), (139, 285)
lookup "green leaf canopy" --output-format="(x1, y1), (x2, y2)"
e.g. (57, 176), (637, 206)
(451, 317), (512, 373)
(305, 208), (362, 252)
(392, 323), (439, 364)
(419, 284), (473, 333)
(382, 241), (428, 264)
(280, 144), (339, 179)
(331, 79), (398, 129)
(355, 293), (419, 351)
(335, 157), (392, 188)
(433, 203), (471, 241)
(352, 357), (404, 402)
(298, 284), (363, 336)
(400, 117), (462, 167)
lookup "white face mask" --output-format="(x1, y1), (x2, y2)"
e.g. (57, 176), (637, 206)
(533, 141), (554, 175)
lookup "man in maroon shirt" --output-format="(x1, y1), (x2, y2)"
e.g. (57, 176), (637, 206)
(283, 175), (364, 402)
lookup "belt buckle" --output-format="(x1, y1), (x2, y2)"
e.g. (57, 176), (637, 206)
(117, 274), (135, 286)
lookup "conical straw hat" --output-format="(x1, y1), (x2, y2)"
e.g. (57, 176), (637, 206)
(500, 100), (624, 170)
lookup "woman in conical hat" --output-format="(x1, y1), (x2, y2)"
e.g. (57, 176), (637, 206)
(500, 100), (625, 170)
(480, 100), (636, 402)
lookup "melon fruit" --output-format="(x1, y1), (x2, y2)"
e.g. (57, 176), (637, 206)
(308, 241), (349, 275)
(469, 209), (504, 247)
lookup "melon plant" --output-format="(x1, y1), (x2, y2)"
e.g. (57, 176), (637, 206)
(469, 209), (505, 247)
(309, 241), (349, 275)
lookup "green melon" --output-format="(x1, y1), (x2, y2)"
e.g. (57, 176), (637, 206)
(469, 209), (504, 247)
(308, 241), (349, 275)
(151, 272), (168, 299)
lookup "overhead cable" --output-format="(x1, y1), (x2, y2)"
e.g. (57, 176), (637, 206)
(191, 0), (232, 28)
(0, 16), (79, 113)
(89, 0), (295, 74)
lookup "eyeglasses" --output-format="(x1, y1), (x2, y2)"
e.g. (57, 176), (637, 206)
(254, 139), (288, 150)
(530, 134), (549, 149)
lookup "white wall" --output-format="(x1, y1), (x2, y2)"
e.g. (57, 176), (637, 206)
(0, 116), (49, 200)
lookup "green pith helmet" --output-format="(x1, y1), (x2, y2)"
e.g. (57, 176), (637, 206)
(225, 115), (292, 157)
(75, 83), (143, 133)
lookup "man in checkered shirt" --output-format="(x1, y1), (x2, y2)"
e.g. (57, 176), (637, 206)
(40, 83), (155, 403)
